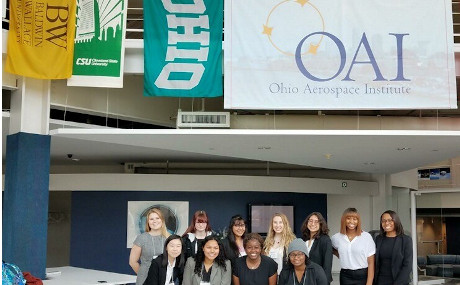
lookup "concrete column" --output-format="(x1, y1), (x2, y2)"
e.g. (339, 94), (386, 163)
(3, 77), (51, 279)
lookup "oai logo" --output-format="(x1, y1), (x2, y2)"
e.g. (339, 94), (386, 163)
(263, 0), (325, 56)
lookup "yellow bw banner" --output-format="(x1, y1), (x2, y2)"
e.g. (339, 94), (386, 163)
(5, 0), (76, 79)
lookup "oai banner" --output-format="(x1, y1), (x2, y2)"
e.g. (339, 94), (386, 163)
(224, 0), (457, 110)
(144, 0), (223, 97)
(5, 0), (76, 79)
(67, 0), (127, 88)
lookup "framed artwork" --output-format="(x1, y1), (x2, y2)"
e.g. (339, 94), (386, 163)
(126, 201), (189, 248)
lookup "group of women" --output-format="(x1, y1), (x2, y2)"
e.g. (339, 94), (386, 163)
(129, 208), (413, 285)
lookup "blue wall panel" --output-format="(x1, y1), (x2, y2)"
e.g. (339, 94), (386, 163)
(70, 191), (326, 274)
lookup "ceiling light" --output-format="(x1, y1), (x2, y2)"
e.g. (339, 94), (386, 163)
(396, 147), (411, 151)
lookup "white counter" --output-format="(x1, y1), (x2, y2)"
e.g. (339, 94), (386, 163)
(44, 266), (136, 285)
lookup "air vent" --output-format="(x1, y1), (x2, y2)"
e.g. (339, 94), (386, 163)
(176, 110), (230, 128)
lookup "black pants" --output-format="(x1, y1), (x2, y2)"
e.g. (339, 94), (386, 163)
(340, 268), (368, 285)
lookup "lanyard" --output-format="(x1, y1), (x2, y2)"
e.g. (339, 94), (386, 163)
(292, 271), (306, 285)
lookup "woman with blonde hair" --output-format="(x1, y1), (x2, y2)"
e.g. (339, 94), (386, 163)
(331, 208), (375, 285)
(129, 208), (171, 285)
(263, 213), (296, 274)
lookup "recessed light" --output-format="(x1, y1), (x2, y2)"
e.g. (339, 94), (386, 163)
(396, 147), (411, 151)
(324, 154), (332, 159)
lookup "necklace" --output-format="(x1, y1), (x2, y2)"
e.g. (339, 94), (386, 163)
(247, 258), (261, 269)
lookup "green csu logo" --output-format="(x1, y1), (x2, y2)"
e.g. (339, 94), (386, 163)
(72, 0), (125, 76)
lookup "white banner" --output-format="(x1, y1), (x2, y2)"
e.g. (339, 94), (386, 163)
(224, 0), (457, 110)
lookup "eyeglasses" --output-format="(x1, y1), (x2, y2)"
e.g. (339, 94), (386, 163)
(234, 223), (245, 228)
(381, 219), (394, 224)
(308, 219), (319, 224)
(289, 252), (305, 258)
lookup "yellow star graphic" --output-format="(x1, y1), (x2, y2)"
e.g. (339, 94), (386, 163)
(262, 25), (273, 36)
(296, 0), (308, 7)
(308, 43), (319, 54)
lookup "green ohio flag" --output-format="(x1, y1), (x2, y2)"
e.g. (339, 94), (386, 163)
(144, 0), (223, 97)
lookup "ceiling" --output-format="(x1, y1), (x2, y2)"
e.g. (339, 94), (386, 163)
(3, 113), (459, 174)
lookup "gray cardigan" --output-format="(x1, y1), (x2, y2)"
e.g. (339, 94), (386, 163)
(183, 257), (231, 285)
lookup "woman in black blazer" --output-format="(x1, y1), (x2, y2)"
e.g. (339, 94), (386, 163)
(144, 235), (185, 285)
(374, 210), (413, 285)
(300, 212), (333, 283)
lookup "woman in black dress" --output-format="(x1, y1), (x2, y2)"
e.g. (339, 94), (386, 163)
(374, 210), (412, 285)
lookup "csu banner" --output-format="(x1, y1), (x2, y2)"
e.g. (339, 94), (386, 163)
(144, 0), (223, 97)
(224, 0), (457, 110)
(5, 0), (76, 79)
(67, 0), (127, 88)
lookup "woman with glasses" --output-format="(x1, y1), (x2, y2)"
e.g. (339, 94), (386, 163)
(263, 213), (296, 274)
(331, 208), (375, 285)
(300, 212), (333, 283)
(374, 210), (412, 285)
(232, 233), (278, 285)
(182, 210), (214, 260)
(222, 215), (247, 267)
(278, 238), (328, 285)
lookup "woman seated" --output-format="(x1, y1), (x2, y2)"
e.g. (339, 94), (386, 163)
(183, 235), (231, 285)
(278, 238), (328, 285)
(144, 234), (185, 285)
(232, 233), (277, 285)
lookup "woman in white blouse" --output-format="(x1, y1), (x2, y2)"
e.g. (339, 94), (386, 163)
(331, 208), (375, 285)
(263, 213), (296, 274)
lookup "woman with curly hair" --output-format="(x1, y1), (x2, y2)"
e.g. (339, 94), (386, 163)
(263, 213), (296, 274)
(300, 212), (333, 283)
(183, 235), (231, 285)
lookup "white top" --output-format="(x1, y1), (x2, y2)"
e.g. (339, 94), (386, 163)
(268, 246), (284, 274)
(165, 258), (176, 285)
(331, 231), (376, 270)
(305, 239), (315, 256)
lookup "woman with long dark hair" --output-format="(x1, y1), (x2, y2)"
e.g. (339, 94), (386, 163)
(278, 238), (328, 285)
(221, 215), (247, 266)
(183, 235), (231, 285)
(331, 208), (375, 285)
(300, 212), (333, 283)
(374, 210), (412, 285)
(182, 210), (214, 260)
(144, 234), (185, 285)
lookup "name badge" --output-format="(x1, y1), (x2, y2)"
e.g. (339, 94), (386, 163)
(269, 252), (278, 259)
(200, 282), (211, 285)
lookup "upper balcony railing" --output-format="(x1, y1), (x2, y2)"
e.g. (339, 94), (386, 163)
(2, 3), (460, 46)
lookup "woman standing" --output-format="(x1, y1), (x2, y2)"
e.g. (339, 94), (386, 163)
(221, 215), (247, 266)
(144, 234), (185, 285)
(300, 212), (333, 283)
(374, 210), (412, 285)
(182, 210), (214, 260)
(130, 208), (170, 285)
(263, 213), (295, 274)
(183, 236), (231, 285)
(331, 208), (375, 285)
(278, 238), (328, 285)
(232, 233), (278, 285)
